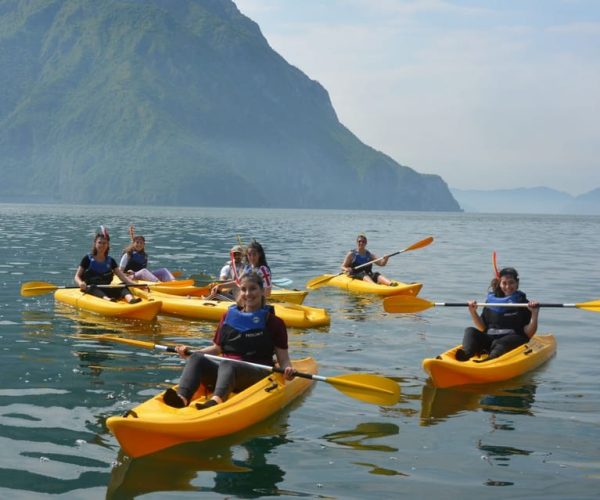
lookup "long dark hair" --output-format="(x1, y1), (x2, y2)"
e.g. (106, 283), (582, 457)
(490, 267), (519, 296)
(91, 234), (110, 257)
(247, 240), (269, 268)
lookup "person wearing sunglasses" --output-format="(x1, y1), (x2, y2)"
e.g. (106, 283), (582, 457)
(341, 233), (394, 286)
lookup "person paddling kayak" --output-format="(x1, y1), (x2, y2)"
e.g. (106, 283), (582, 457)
(163, 272), (296, 409)
(341, 233), (395, 286)
(456, 266), (540, 362)
(74, 227), (142, 304)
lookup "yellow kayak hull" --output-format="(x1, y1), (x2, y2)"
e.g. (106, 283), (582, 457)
(422, 334), (557, 388)
(122, 277), (308, 304)
(152, 284), (308, 305)
(315, 274), (422, 296)
(54, 289), (162, 321)
(107, 357), (317, 458)
(134, 289), (330, 328)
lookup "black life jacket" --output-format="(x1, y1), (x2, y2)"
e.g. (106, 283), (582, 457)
(482, 291), (531, 336)
(219, 305), (275, 365)
(83, 254), (114, 285)
(124, 250), (148, 272)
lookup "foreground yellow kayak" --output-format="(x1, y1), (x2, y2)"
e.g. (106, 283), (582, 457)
(107, 357), (317, 458)
(133, 289), (330, 328)
(422, 334), (557, 388)
(308, 273), (423, 296)
(54, 289), (162, 321)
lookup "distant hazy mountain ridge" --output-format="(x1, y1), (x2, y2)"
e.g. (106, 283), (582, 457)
(451, 187), (600, 215)
(0, 0), (459, 210)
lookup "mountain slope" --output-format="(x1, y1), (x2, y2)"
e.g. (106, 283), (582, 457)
(0, 0), (459, 210)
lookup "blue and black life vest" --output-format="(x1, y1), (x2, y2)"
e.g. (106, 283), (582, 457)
(124, 250), (148, 272)
(83, 254), (114, 285)
(349, 249), (373, 273)
(219, 305), (275, 365)
(482, 291), (530, 335)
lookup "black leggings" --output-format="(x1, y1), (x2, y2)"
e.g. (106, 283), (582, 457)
(85, 285), (130, 300)
(177, 353), (269, 402)
(461, 327), (528, 360)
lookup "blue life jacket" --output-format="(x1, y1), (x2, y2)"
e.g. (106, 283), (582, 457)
(124, 250), (148, 272)
(485, 291), (527, 312)
(482, 291), (530, 336)
(83, 254), (114, 285)
(219, 305), (275, 365)
(350, 249), (373, 272)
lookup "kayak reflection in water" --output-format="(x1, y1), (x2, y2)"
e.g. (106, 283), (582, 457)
(163, 272), (296, 409)
(341, 233), (395, 286)
(456, 267), (540, 362)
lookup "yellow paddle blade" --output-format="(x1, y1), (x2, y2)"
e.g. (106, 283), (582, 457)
(306, 274), (338, 290)
(383, 296), (434, 313)
(577, 299), (600, 312)
(20, 281), (59, 297)
(326, 373), (400, 406)
(98, 335), (156, 349)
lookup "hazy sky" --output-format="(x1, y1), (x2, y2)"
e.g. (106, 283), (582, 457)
(234, 0), (599, 196)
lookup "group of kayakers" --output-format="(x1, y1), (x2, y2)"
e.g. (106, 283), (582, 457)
(73, 225), (541, 411)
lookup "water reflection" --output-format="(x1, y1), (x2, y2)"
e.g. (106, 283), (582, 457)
(106, 412), (297, 498)
(321, 422), (404, 477)
(338, 294), (379, 322)
(322, 422), (399, 452)
(420, 378), (538, 426)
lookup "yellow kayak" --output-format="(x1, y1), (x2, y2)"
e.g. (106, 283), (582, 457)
(133, 289), (330, 328)
(422, 334), (557, 388)
(308, 273), (423, 296)
(54, 289), (162, 321)
(107, 357), (317, 458)
(120, 277), (308, 304)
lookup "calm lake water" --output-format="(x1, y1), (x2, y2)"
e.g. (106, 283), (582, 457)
(1, 203), (599, 499)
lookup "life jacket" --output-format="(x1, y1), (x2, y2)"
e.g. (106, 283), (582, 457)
(241, 264), (272, 288)
(124, 250), (148, 272)
(219, 305), (275, 365)
(350, 249), (373, 273)
(482, 291), (530, 335)
(83, 254), (114, 285)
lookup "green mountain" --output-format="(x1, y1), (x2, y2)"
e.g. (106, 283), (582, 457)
(0, 0), (460, 210)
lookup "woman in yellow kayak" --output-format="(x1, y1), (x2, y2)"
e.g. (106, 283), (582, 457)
(74, 227), (142, 303)
(119, 225), (176, 282)
(163, 272), (296, 409)
(341, 233), (395, 286)
(456, 267), (540, 362)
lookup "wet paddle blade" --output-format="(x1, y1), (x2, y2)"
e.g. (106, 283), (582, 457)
(20, 281), (59, 296)
(326, 374), (400, 406)
(383, 296), (435, 313)
(306, 274), (339, 290)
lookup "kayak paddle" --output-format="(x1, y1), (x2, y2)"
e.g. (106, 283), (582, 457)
(306, 236), (434, 290)
(189, 275), (294, 288)
(96, 335), (400, 406)
(383, 295), (600, 314)
(21, 280), (154, 297)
